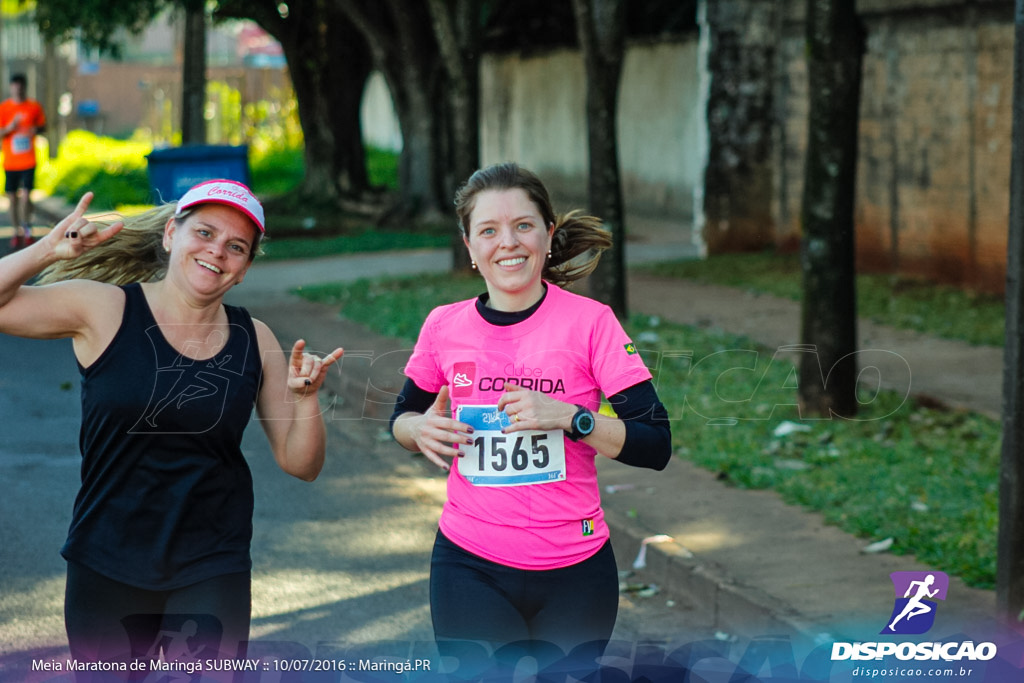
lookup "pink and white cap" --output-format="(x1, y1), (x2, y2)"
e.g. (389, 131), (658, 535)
(175, 179), (265, 233)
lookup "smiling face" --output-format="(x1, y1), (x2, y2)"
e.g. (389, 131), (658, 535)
(463, 188), (554, 312)
(163, 204), (259, 298)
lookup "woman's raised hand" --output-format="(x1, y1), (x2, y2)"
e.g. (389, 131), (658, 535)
(287, 339), (344, 395)
(48, 192), (124, 260)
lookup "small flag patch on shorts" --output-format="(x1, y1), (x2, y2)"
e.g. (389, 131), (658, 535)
(582, 519), (595, 536)
(624, 343), (637, 355)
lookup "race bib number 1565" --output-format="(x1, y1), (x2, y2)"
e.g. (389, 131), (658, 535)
(455, 405), (567, 487)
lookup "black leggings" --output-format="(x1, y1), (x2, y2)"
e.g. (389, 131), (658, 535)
(429, 530), (619, 662)
(64, 561), (251, 672)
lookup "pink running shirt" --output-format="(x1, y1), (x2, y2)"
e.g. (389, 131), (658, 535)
(403, 284), (652, 569)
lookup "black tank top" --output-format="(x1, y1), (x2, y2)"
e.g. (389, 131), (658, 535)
(62, 283), (263, 590)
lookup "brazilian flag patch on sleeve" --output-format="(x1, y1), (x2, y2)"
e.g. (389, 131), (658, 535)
(624, 342), (638, 355)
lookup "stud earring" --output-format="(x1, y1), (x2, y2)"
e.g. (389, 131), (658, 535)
(547, 250), (552, 259)
(471, 260), (477, 270)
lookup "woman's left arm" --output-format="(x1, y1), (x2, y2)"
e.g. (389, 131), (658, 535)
(254, 319), (344, 481)
(497, 380), (671, 470)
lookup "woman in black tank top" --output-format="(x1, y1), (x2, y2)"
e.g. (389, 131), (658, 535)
(0, 180), (344, 673)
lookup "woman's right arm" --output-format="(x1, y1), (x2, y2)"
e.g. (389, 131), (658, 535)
(0, 193), (123, 340)
(391, 379), (474, 471)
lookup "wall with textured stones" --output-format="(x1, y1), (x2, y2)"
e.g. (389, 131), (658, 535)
(775, 0), (1013, 292)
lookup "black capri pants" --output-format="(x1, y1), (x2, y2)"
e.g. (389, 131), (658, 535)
(64, 560), (251, 675)
(429, 529), (619, 663)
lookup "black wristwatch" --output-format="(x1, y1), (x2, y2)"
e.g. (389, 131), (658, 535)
(566, 404), (596, 442)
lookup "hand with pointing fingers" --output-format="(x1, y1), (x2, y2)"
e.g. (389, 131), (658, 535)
(406, 385), (474, 471)
(46, 192), (124, 260)
(288, 339), (344, 396)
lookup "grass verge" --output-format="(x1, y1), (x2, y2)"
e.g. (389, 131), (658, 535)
(643, 252), (1005, 347)
(295, 272), (1000, 590)
(260, 230), (449, 261)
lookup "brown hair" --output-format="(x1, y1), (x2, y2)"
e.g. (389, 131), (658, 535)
(454, 162), (611, 287)
(36, 203), (264, 286)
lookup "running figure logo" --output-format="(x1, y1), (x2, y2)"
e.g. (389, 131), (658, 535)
(881, 571), (949, 635)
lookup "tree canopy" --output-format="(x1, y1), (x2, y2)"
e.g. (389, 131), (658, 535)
(34, 0), (171, 54)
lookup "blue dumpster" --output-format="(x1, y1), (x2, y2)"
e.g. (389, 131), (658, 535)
(146, 145), (251, 203)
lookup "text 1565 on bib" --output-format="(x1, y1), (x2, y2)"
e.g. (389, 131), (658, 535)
(455, 405), (566, 487)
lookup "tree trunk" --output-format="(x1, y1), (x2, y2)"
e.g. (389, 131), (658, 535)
(224, 0), (372, 203)
(572, 0), (628, 317)
(427, 0), (482, 270)
(44, 38), (60, 158)
(798, 0), (864, 418)
(997, 0), (1024, 628)
(700, 0), (777, 254)
(340, 0), (448, 225)
(181, 1), (207, 145)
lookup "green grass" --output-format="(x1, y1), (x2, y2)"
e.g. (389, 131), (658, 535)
(366, 146), (399, 190)
(260, 230), (449, 261)
(644, 252), (1005, 347)
(294, 272), (1000, 589)
(249, 146), (305, 197)
(296, 272), (484, 343)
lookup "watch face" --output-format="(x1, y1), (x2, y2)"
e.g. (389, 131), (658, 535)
(577, 411), (595, 435)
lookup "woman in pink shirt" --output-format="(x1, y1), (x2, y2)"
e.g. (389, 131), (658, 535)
(390, 163), (672, 665)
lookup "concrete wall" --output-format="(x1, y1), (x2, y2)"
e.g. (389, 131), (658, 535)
(479, 39), (701, 220)
(774, 1), (1013, 293)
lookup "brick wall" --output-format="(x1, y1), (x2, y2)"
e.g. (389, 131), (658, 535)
(774, 1), (1013, 293)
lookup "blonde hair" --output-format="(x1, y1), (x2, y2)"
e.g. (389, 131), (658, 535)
(454, 163), (612, 287)
(36, 203), (263, 286)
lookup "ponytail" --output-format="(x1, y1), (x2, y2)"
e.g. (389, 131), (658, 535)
(544, 210), (611, 287)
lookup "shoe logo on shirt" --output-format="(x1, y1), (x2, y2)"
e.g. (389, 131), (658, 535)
(452, 362), (476, 398)
(581, 519), (595, 536)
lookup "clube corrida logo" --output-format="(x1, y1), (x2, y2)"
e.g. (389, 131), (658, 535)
(831, 571), (998, 664)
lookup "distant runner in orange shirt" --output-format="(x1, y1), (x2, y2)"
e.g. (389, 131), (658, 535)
(0, 74), (46, 250)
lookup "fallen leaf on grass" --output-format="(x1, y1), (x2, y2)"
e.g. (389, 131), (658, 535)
(773, 421), (811, 437)
(861, 537), (894, 554)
